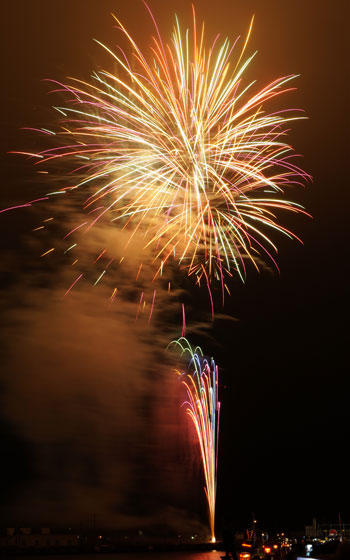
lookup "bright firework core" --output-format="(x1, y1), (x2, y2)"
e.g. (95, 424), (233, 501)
(18, 5), (309, 304)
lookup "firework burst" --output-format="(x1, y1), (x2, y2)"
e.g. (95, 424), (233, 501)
(10, 4), (310, 303)
(168, 337), (220, 541)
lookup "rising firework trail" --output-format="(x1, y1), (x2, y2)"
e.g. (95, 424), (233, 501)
(168, 337), (220, 542)
(8, 3), (310, 308)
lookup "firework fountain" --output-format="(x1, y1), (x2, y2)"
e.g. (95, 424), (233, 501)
(169, 337), (220, 542)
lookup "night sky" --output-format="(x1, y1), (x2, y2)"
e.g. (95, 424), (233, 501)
(1, 0), (348, 538)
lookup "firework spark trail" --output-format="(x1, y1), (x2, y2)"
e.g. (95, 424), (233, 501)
(168, 337), (220, 541)
(7, 5), (310, 307)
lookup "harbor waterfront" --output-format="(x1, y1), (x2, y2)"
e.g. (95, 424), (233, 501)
(3, 532), (350, 559)
(2, 521), (350, 558)
(0, 551), (224, 560)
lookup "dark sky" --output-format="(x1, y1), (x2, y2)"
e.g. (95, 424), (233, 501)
(1, 0), (348, 538)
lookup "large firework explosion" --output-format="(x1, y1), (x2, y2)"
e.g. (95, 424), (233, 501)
(9, 4), (309, 306)
(168, 337), (220, 541)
